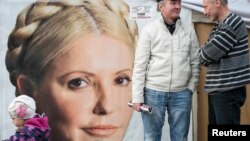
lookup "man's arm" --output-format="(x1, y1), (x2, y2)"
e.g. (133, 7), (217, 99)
(199, 25), (237, 66)
(132, 26), (152, 104)
(188, 25), (200, 93)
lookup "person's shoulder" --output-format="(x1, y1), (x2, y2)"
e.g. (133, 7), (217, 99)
(146, 18), (160, 27)
(224, 12), (245, 27)
(140, 19), (159, 34)
(215, 15), (240, 35)
(177, 18), (187, 27)
(178, 19), (195, 32)
(230, 12), (243, 19)
(21, 124), (50, 140)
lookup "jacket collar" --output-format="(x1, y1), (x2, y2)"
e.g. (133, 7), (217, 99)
(159, 15), (182, 34)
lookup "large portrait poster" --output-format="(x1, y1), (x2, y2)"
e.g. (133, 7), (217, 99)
(0, 0), (193, 140)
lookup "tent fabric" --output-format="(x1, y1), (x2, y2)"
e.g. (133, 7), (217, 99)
(182, 0), (250, 28)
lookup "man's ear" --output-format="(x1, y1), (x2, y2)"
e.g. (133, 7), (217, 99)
(158, 3), (163, 12)
(16, 74), (34, 97)
(215, 0), (221, 7)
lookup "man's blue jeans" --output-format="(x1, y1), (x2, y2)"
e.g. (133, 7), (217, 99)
(141, 87), (192, 141)
(208, 86), (246, 125)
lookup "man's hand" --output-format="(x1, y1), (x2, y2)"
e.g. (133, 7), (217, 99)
(133, 103), (142, 112)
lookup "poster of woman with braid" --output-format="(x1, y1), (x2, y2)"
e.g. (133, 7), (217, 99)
(0, 0), (161, 140)
(1, 0), (138, 140)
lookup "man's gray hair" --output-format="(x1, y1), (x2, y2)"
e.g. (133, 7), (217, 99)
(220, 0), (228, 5)
(210, 0), (228, 5)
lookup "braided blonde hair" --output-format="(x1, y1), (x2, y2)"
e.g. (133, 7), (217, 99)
(6, 0), (138, 93)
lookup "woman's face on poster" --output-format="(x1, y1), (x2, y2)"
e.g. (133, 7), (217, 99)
(35, 34), (133, 140)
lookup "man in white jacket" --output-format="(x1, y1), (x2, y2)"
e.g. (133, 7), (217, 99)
(132, 0), (200, 141)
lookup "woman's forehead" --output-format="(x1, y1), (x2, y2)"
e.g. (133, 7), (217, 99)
(47, 35), (133, 73)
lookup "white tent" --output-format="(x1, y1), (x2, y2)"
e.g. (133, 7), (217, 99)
(182, 0), (250, 28)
